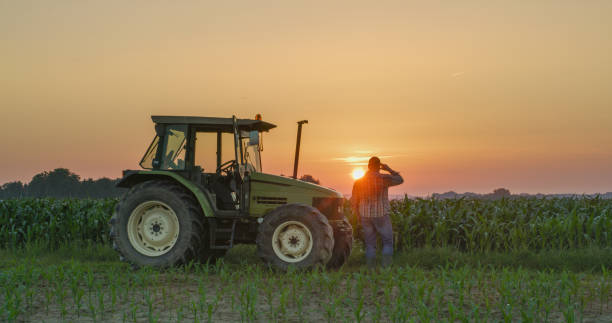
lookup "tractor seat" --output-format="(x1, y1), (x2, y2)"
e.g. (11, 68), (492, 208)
(210, 176), (236, 210)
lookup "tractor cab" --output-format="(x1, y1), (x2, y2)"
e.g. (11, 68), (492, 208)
(137, 115), (276, 212)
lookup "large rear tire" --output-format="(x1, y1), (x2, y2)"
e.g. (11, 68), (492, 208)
(256, 204), (334, 270)
(109, 180), (204, 268)
(327, 216), (353, 269)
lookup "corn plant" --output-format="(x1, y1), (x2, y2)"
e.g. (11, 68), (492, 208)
(375, 196), (612, 252)
(0, 198), (116, 249)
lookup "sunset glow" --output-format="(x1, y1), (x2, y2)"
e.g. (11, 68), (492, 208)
(1, 2), (611, 196)
(352, 168), (365, 180)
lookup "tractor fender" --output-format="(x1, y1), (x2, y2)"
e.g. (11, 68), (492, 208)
(117, 170), (214, 217)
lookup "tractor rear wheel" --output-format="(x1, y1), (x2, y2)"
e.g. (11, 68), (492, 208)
(109, 180), (204, 268)
(256, 204), (334, 270)
(327, 216), (353, 269)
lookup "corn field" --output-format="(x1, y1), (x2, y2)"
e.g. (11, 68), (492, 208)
(387, 197), (612, 252)
(1, 197), (611, 252)
(0, 199), (115, 249)
(2, 197), (612, 322)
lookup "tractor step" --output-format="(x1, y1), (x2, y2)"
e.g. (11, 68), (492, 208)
(208, 218), (237, 250)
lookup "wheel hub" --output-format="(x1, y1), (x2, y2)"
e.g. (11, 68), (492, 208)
(272, 221), (313, 263)
(127, 201), (180, 257)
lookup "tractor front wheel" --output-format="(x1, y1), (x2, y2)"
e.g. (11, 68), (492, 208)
(256, 204), (334, 270)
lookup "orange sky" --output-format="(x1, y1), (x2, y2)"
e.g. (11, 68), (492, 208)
(1, 1), (611, 195)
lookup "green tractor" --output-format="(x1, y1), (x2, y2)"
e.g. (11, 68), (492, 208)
(110, 115), (352, 270)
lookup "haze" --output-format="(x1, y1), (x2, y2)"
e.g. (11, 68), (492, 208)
(1, 1), (611, 196)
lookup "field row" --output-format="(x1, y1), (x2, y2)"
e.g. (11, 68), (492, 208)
(2, 258), (611, 322)
(3, 197), (611, 252)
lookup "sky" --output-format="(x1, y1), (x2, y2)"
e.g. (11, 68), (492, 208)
(1, 1), (611, 196)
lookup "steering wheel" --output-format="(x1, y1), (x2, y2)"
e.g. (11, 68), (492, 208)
(216, 160), (238, 175)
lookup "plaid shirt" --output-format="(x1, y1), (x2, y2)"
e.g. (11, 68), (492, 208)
(351, 170), (403, 218)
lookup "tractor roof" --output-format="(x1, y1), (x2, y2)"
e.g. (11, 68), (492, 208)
(151, 115), (277, 132)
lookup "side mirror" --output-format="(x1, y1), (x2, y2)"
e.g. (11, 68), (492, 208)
(248, 130), (259, 146)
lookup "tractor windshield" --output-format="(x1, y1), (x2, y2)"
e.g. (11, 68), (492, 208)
(139, 125), (187, 170)
(161, 125), (187, 170)
(140, 136), (160, 169)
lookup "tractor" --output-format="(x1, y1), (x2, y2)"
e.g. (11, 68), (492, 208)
(109, 115), (353, 270)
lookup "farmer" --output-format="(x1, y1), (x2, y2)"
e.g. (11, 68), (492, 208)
(351, 157), (403, 268)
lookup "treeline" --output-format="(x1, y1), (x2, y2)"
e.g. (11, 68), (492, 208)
(0, 168), (126, 199)
(432, 188), (513, 200)
(431, 188), (612, 200)
(0, 168), (323, 200)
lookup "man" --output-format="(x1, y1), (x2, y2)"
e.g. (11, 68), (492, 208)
(351, 157), (403, 268)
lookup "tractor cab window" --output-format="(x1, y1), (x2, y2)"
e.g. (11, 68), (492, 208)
(241, 134), (262, 173)
(161, 125), (187, 170)
(195, 132), (234, 173)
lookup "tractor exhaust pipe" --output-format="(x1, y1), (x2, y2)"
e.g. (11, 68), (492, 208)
(292, 120), (308, 179)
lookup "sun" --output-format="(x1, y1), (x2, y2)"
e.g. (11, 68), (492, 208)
(352, 168), (365, 180)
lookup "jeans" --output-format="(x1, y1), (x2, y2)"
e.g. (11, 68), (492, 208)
(361, 215), (393, 262)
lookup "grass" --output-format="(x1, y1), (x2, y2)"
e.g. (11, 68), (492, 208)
(391, 245), (612, 273)
(0, 240), (118, 269)
(1, 242), (612, 322)
(3, 241), (611, 273)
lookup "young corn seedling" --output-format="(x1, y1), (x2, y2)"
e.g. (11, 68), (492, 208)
(277, 286), (289, 321)
(350, 275), (367, 323)
(599, 265), (610, 314)
(144, 289), (155, 323)
(238, 281), (258, 322)
(323, 293), (341, 323)
(86, 266), (95, 297)
(263, 278), (276, 320)
(95, 282), (107, 321)
(176, 303), (184, 323)
(88, 293), (97, 323)
(110, 278), (118, 312)
(7, 285), (24, 323)
(205, 291), (223, 323)
(371, 298), (383, 323)
(72, 282), (85, 317)
(129, 300), (137, 323)
(191, 301), (200, 323)
(54, 279), (68, 319)
(295, 291), (305, 322)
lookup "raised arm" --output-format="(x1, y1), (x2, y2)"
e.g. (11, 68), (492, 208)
(381, 164), (403, 186)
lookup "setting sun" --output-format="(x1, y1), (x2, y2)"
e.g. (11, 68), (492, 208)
(352, 168), (365, 180)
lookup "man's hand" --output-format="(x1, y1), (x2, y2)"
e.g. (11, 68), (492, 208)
(380, 163), (392, 172)
(381, 163), (403, 186)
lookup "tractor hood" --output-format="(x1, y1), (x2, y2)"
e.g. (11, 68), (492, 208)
(249, 172), (343, 198)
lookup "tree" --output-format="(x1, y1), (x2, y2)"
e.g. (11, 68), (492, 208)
(27, 168), (81, 198)
(1, 168), (126, 199)
(81, 177), (122, 198)
(0, 181), (25, 199)
(491, 188), (511, 199)
(299, 174), (320, 185)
